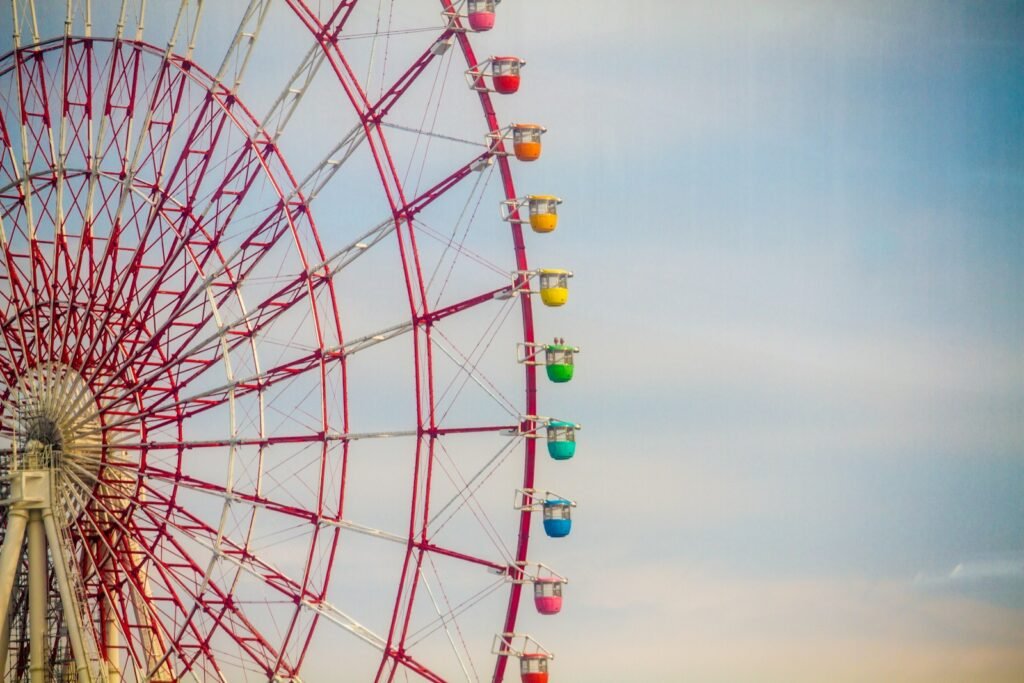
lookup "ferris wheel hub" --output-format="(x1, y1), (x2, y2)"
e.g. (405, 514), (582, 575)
(12, 364), (108, 522)
(23, 419), (62, 451)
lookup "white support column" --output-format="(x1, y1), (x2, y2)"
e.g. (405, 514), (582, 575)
(27, 511), (46, 683)
(0, 592), (11, 677)
(42, 509), (94, 683)
(101, 586), (121, 683)
(0, 508), (29, 623)
(0, 498), (29, 680)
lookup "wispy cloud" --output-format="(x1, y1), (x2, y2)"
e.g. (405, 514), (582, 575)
(546, 568), (1024, 683)
(916, 554), (1024, 608)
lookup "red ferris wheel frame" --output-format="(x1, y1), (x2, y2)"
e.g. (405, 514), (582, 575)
(281, 3), (542, 680)
(0, 1), (555, 681)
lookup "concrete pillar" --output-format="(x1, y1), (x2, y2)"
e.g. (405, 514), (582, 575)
(28, 511), (47, 683)
(0, 508), (29, 627)
(42, 510), (94, 683)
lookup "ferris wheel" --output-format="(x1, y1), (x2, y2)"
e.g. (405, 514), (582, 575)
(0, 0), (580, 681)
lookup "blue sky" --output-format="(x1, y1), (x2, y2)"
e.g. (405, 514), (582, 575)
(505, 1), (1024, 680)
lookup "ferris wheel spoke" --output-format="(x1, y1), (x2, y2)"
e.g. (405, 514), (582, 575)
(128, 500), (289, 677)
(410, 446), (520, 580)
(377, 551), (435, 683)
(127, 474), (431, 660)
(51, 21), (88, 323)
(63, 509), (175, 680)
(262, 43), (328, 144)
(418, 283), (514, 326)
(121, 0), (148, 43)
(367, 28), (458, 121)
(124, 540), (253, 679)
(430, 325), (520, 432)
(69, 462), (279, 679)
(318, 216), (395, 273)
(422, 499), (516, 591)
(0, 52), (31, 345)
(116, 57), (188, 220)
(78, 99), (319, 386)
(93, 122), (391, 390)
(94, 225), (281, 396)
(0, 308), (32, 382)
(0, 260), (30, 348)
(84, 38), (142, 240)
(294, 122), (369, 200)
(102, 281), (512, 433)
(414, 218), (509, 280)
(169, 1), (205, 63)
(9, 44), (59, 367)
(119, 237), (321, 385)
(119, 462), (418, 550)
(281, 7), (416, 212)
(11, 36), (56, 181)
(286, 1), (358, 45)
(101, 341), (326, 433)
(58, 40), (141, 369)
(309, 174), (498, 284)
(429, 329), (519, 419)
(0, 121), (25, 219)
(131, 480), (382, 667)
(135, 479), (316, 602)
(129, 463), (326, 525)
(2, 273), (44, 377)
(406, 561), (490, 681)
(10, 1), (40, 46)
(398, 150), (495, 223)
(259, 2), (360, 143)
(405, 571), (506, 650)
(100, 315), (417, 432)
(53, 93), (82, 366)
(423, 438), (520, 549)
(101, 172), (269, 370)
(129, 466), (415, 570)
(79, 183), (310, 407)
(110, 98), (253, 328)
(57, 39), (96, 173)
(72, 54), (199, 373)
(416, 542), (507, 574)
(215, 0), (274, 95)
(79, 10), (241, 362)
(115, 428), (417, 452)
(49, 190), (89, 315)
(61, 475), (222, 680)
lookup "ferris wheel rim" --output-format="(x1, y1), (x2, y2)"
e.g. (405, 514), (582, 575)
(279, 3), (543, 680)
